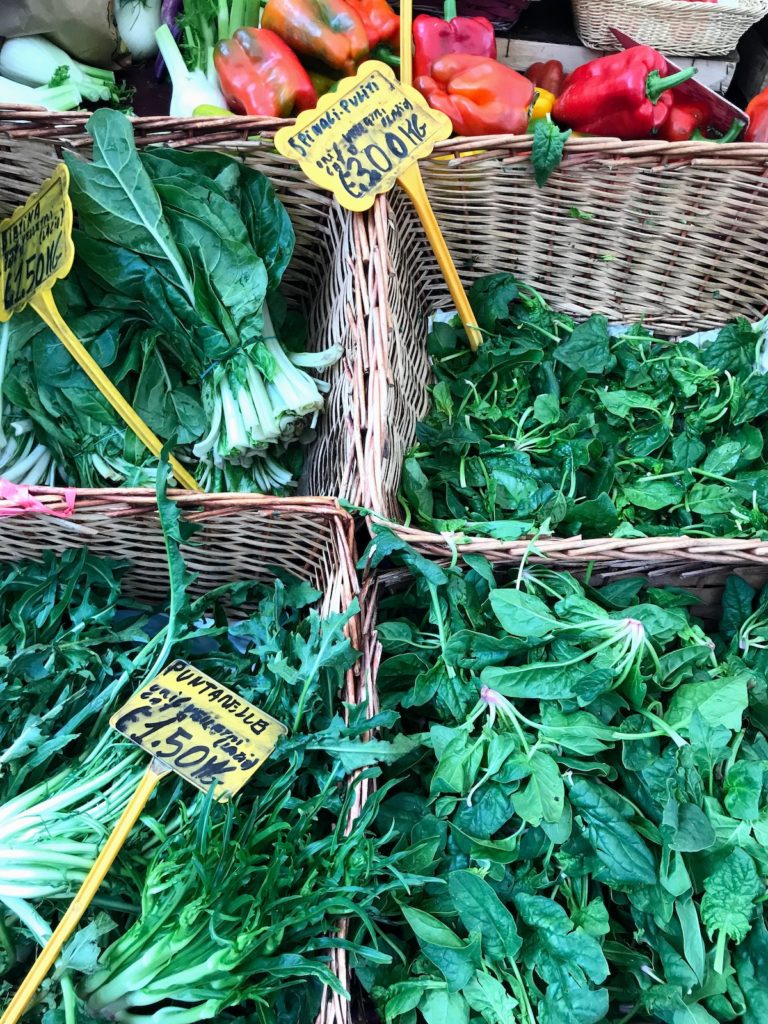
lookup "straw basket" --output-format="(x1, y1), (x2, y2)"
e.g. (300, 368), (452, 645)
(361, 134), (768, 567)
(571, 0), (768, 56)
(0, 110), (367, 502)
(0, 489), (369, 1024)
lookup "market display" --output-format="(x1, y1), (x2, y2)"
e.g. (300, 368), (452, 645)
(2, 0), (768, 1023)
(1, 110), (336, 492)
(0, 477), (404, 1024)
(359, 548), (768, 1024)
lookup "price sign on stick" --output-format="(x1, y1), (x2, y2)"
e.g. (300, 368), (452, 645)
(0, 661), (286, 1024)
(275, 62), (483, 351)
(0, 167), (201, 491)
(112, 659), (287, 798)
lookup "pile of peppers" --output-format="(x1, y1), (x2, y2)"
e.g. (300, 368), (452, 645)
(411, 9), (745, 145)
(213, 0), (400, 116)
(204, 0), (755, 145)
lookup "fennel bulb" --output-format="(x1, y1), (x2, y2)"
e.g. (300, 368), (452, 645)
(155, 24), (225, 116)
(0, 36), (116, 103)
(0, 75), (81, 110)
(116, 0), (163, 60)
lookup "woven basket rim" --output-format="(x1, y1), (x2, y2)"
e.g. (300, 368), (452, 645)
(0, 106), (290, 144)
(3, 116), (768, 157)
(572, 0), (768, 9)
(366, 514), (768, 565)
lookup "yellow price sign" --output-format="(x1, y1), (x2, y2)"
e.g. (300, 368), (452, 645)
(275, 61), (452, 212)
(275, 61), (482, 349)
(111, 659), (287, 799)
(0, 166), (200, 489)
(0, 166), (74, 319)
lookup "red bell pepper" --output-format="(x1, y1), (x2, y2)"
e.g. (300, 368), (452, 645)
(525, 59), (565, 97)
(345, 0), (400, 50)
(413, 0), (496, 80)
(661, 96), (743, 142)
(553, 46), (697, 139)
(415, 54), (533, 137)
(660, 97), (709, 141)
(214, 29), (318, 116)
(746, 87), (768, 142)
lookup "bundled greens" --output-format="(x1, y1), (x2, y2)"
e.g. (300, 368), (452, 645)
(0, 477), (408, 1024)
(357, 537), (768, 1024)
(3, 109), (337, 493)
(400, 273), (768, 539)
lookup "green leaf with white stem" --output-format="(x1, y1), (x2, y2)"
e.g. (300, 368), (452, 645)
(701, 849), (761, 972)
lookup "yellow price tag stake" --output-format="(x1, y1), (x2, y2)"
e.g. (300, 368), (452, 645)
(275, 61), (482, 350)
(0, 167), (201, 490)
(0, 662), (286, 1024)
(0, 165), (74, 314)
(275, 61), (453, 212)
(111, 659), (287, 799)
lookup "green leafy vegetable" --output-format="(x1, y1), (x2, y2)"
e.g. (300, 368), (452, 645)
(3, 110), (338, 493)
(399, 275), (768, 540)
(357, 542), (768, 1024)
(531, 116), (572, 188)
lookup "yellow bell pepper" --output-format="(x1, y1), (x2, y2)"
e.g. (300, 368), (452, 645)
(193, 104), (238, 117)
(530, 87), (556, 121)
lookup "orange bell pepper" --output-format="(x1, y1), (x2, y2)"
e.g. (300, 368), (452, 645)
(345, 0), (399, 50)
(261, 0), (369, 75)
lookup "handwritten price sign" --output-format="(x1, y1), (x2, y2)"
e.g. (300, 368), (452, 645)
(275, 61), (452, 212)
(111, 659), (286, 799)
(0, 165), (74, 320)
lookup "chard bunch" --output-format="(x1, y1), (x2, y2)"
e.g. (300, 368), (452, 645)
(2, 111), (338, 494)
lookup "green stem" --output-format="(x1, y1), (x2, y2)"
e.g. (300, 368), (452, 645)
(371, 46), (401, 67)
(714, 928), (727, 974)
(443, 0), (457, 19)
(646, 66), (697, 103)
(62, 973), (77, 1024)
(692, 118), (744, 144)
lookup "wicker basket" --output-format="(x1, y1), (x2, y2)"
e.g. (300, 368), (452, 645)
(0, 110), (367, 503)
(361, 134), (768, 567)
(0, 488), (369, 1024)
(571, 0), (768, 56)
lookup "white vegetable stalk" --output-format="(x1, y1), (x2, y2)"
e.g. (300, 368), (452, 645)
(0, 736), (143, 941)
(116, 0), (162, 60)
(0, 75), (81, 111)
(0, 37), (115, 103)
(155, 24), (225, 116)
(192, 301), (339, 486)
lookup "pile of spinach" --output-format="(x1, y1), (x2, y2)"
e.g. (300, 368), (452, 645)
(400, 274), (768, 539)
(0, 478), (411, 1024)
(356, 538), (768, 1024)
(2, 109), (337, 493)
